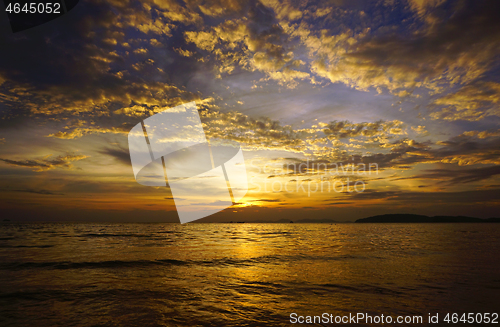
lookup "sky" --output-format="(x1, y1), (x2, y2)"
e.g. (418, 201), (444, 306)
(0, 0), (499, 222)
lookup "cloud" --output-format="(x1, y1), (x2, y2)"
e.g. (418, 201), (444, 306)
(407, 165), (500, 184)
(201, 109), (310, 153)
(296, 0), (500, 100)
(322, 120), (405, 139)
(326, 201), (353, 205)
(0, 0), (205, 135)
(2, 0), (498, 136)
(346, 129), (500, 170)
(48, 125), (132, 139)
(2, 0), (497, 148)
(433, 132), (500, 166)
(0, 0), (498, 221)
(183, 2), (311, 85)
(407, 0), (446, 15)
(0, 154), (88, 171)
(253, 128), (500, 181)
(99, 147), (131, 166)
(411, 125), (428, 135)
(430, 81), (500, 121)
(347, 188), (500, 204)
(185, 30), (220, 51)
(200, 108), (411, 157)
(12, 189), (64, 195)
(199, 108), (497, 177)
(461, 129), (500, 139)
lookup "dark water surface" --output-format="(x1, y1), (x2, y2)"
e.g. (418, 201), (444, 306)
(0, 223), (499, 326)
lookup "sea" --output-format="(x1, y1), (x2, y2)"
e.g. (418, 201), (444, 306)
(0, 223), (498, 326)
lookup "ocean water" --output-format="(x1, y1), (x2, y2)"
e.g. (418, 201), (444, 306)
(0, 223), (498, 326)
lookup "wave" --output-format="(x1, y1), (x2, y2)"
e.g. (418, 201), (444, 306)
(79, 233), (169, 238)
(0, 258), (189, 270)
(0, 244), (54, 248)
(0, 253), (337, 271)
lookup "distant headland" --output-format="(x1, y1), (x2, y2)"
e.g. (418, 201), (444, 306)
(355, 214), (500, 223)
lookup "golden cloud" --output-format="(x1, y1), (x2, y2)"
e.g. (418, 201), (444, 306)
(430, 82), (500, 121)
(0, 154), (88, 172)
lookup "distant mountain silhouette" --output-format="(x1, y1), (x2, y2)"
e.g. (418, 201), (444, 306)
(355, 214), (500, 223)
(243, 218), (346, 223)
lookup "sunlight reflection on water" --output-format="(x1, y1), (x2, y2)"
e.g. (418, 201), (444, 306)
(0, 223), (499, 326)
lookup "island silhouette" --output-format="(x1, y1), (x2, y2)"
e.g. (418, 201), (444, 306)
(355, 214), (500, 223)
